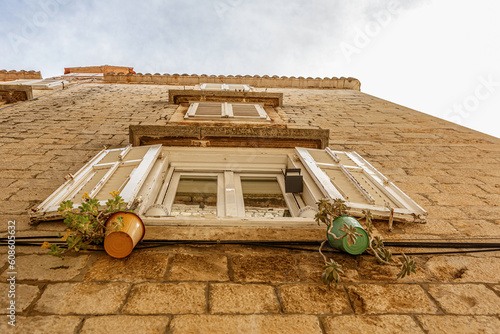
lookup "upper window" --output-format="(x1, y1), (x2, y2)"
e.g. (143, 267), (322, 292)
(184, 102), (271, 121)
(200, 83), (251, 92)
(31, 145), (427, 225)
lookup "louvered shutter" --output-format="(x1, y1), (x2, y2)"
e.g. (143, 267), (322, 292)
(31, 144), (162, 222)
(295, 147), (427, 223)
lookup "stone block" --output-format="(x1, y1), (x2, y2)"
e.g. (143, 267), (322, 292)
(0, 283), (39, 314)
(84, 252), (169, 282)
(417, 315), (500, 334)
(209, 283), (279, 314)
(169, 315), (323, 334)
(324, 315), (424, 334)
(34, 282), (129, 314)
(0, 316), (81, 334)
(424, 255), (500, 283)
(231, 255), (301, 283)
(0, 254), (89, 281)
(278, 284), (352, 314)
(80, 315), (170, 334)
(167, 254), (229, 282)
(347, 284), (439, 314)
(122, 283), (206, 314)
(427, 284), (500, 315)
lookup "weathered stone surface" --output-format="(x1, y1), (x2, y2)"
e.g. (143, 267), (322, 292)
(278, 284), (352, 314)
(170, 315), (323, 334)
(0, 316), (81, 334)
(231, 255), (300, 283)
(167, 253), (228, 281)
(425, 256), (500, 283)
(0, 283), (39, 314)
(34, 282), (129, 314)
(80, 316), (170, 334)
(427, 284), (500, 315)
(84, 252), (169, 282)
(209, 283), (279, 314)
(123, 283), (206, 314)
(324, 315), (424, 334)
(347, 284), (439, 314)
(417, 315), (500, 334)
(0, 254), (89, 281)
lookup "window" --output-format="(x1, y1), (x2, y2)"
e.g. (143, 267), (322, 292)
(31, 145), (426, 224)
(200, 83), (251, 91)
(184, 102), (271, 121)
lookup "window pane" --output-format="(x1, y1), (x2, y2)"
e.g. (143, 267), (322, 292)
(241, 177), (289, 218)
(171, 176), (217, 217)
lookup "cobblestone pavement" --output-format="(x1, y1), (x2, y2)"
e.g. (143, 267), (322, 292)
(0, 83), (499, 333)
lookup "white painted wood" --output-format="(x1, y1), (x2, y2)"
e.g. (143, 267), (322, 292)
(296, 147), (427, 223)
(224, 171), (238, 217)
(295, 147), (345, 200)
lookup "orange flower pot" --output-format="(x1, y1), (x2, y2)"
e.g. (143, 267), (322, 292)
(104, 212), (145, 258)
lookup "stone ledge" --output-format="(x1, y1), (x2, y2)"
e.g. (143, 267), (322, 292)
(0, 84), (33, 103)
(129, 124), (329, 149)
(168, 89), (283, 107)
(104, 73), (361, 90)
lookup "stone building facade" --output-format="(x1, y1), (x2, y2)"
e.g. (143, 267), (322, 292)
(0, 72), (499, 333)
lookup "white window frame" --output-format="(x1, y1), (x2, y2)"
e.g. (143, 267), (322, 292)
(32, 146), (426, 225)
(159, 170), (297, 218)
(184, 102), (270, 121)
(200, 83), (251, 91)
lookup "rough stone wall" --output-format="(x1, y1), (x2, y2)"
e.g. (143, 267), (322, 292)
(0, 82), (499, 333)
(0, 70), (42, 81)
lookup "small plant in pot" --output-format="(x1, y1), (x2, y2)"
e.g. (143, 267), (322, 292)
(41, 191), (145, 259)
(316, 198), (417, 287)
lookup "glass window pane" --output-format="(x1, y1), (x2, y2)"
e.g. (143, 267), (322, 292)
(171, 176), (217, 217)
(241, 177), (290, 218)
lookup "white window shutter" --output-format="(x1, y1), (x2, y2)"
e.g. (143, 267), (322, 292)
(295, 147), (427, 223)
(31, 144), (162, 222)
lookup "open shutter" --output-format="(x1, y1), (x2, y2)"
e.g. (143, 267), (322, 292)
(295, 147), (427, 223)
(184, 102), (223, 119)
(30, 144), (162, 222)
(232, 104), (270, 121)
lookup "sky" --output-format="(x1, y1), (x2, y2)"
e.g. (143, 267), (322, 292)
(1, 0), (499, 138)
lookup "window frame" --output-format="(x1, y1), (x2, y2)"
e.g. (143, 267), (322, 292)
(199, 83), (251, 91)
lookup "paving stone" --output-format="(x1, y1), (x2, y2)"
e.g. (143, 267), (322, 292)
(278, 284), (352, 314)
(123, 283), (206, 314)
(84, 252), (169, 282)
(347, 284), (439, 314)
(34, 282), (129, 314)
(209, 283), (279, 314)
(425, 256), (500, 283)
(231, 255), (300, 283)
(80, 315), (170, 334)
(167, 253), (228, 281)
(427, 284), (500, 315)
(0, 254), (89, 281)
(170, 314), (323, 334)
(417, 315), (500, 334)
(324, 315), (424, 334)
(0, 315), (82, 334)
(0, 283), (39, 314)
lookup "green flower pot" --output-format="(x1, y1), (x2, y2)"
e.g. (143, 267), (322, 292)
(327, 215), (369, 255)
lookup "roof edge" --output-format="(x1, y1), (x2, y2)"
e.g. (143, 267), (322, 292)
(104, 73), (361, 90)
